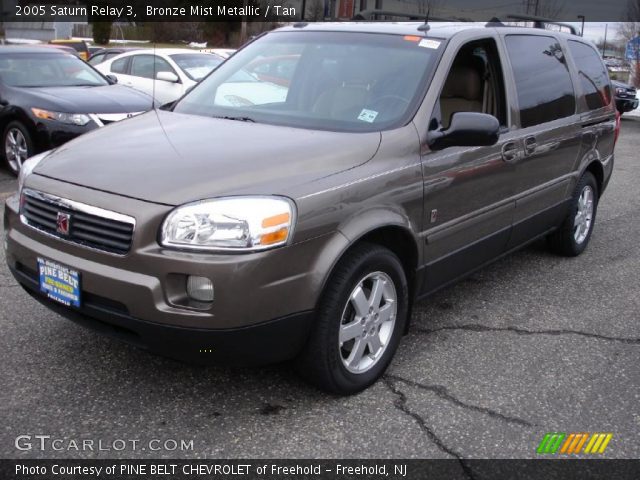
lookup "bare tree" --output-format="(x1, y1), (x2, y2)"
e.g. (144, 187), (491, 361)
(619, 1), (640, 86)
(307, 0), (325, 21)
(416, 0), (444, 16)
(618, 0), (640, 43)
(522, 0), (565, 18)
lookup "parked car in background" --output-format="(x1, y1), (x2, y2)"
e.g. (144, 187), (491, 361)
(0, 47), (153, 175)
(246, 54), (300, 87)
(87, 45), (103, 57)
(202, 48), (236, 59)
(5, 24), (617, 394)
(95, 49), (225, 105)
(49, 39), (90, 61)
(612, 79), (638, 114)
(23, 43), (80, 58)
(88, 47), (142, 66)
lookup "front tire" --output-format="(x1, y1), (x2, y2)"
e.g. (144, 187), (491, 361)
(548, 171), (598, 256)
(3, 121), (34, 176)
(297, 243), (409, 395)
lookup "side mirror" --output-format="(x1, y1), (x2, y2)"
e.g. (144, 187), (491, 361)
(427, 112), (500, 151)
(105, 74), (118, 84)
(156, 71), (180, 83)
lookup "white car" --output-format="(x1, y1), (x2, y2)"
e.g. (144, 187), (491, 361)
(200, 48), (236, 59)
(95, 49), (224, 105)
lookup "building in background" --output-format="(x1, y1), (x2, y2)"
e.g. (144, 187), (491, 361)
(1, 0), (87, 42)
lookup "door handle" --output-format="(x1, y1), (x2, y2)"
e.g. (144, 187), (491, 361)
(524, 136), (537, 156)
(501, 142), (520, 163)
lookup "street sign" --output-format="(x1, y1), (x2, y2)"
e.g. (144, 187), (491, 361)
(626, 36), (640, 61)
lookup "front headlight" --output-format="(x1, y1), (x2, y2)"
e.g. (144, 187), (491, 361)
(18, 151), (50, 193)
(31, 108), (91, 126)
(160, 196), (295, 252)
(615, 87), (626, 95)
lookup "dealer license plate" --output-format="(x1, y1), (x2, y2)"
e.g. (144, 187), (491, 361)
(37, 257), (81, 308)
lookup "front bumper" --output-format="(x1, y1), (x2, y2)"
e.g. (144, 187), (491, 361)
(32, 118), (97, 152)
(615, 97), (639, 113)
(10, 262), (313, 365)
(4, 179), (348, 364)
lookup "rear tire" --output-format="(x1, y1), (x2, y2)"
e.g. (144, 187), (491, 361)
(548, 171), (598, 257)
(297, 243), (409, 395)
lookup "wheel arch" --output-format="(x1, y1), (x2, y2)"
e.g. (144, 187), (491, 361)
(583, 160), (604, 197)
(314, 214), (421, 331)
(0, 107), (37, 145)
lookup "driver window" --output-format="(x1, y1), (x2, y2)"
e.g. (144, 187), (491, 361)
(438, 39), (507, 129)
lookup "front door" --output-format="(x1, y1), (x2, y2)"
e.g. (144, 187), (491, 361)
(420, 37), (519, 295)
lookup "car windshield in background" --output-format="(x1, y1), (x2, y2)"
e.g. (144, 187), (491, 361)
(173, 32), (442, 132)
(170, 53), (224, 81)
(0, 52), (108, 87)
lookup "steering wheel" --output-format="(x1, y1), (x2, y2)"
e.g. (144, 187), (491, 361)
(366, 94), (411, 120)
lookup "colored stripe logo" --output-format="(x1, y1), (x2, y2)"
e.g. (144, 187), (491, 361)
(537, 433), (612, 455)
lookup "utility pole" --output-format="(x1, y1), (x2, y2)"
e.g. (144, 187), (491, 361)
(577, 15), (585, 37)
(240, 0), (248, 46)
(602, 23), (608, 57)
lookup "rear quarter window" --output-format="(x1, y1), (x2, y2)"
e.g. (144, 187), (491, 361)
(567, 40), (612, 111)
(111, 57), (129, 74)
(505, 35), (576, 128)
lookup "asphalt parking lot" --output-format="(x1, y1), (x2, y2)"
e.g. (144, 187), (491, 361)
(1, 119), (639, 461)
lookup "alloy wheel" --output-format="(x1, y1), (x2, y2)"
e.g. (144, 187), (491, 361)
(5, 128), (28, 173)
(574, 185), (594, 245)
(339, 271), (397, 374)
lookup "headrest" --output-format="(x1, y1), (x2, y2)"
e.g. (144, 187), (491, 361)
(441, 65), (483, 101)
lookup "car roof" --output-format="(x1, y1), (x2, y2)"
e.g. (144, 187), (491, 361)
(276, 21), (582, 41)
(130, 48), (214, 55)
(50, 39), (86, 44)
(0, 46), (77, 55)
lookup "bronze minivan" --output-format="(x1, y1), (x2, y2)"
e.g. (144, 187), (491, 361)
(4, 23), (617, 394)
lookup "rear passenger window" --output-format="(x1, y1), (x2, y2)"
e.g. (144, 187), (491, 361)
(111, 57), (128, 74)
(131, 55), (174, 79)
(505, 35), (575, 128)
(567, 40), (611, 110)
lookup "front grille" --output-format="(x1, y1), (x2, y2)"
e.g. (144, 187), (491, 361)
(21, 189), (135, 255)
(93, 112), (143, 127)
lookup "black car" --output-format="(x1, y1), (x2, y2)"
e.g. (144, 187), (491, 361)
(612, 79), (638, 114)
(0, 47), (153, 175)
(87, 47), (142, 66)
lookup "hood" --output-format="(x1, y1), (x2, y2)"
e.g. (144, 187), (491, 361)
(21, 84), (153, 113)
(34, 110), (381, 205)
(611, 79), (633, 89)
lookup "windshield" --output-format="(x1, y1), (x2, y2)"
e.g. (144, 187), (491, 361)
(173, 31), (442, 132)
(0, 52), (108, 87)
(170, 53), (224, 81)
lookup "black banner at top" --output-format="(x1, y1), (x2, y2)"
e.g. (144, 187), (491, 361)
(0, 0), (639, 22)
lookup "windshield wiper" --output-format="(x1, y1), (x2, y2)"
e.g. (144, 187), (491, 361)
(212, 115), (256, 123)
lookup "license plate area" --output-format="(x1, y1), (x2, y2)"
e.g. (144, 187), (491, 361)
(37, 257), (81, 308)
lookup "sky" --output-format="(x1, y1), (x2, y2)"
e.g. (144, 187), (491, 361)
(579, 22), (621, 43)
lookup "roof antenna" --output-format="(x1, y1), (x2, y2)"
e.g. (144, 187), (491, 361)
(418, 8), (431, 33)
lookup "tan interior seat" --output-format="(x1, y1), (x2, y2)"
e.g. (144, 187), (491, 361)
(313, 84), (370, 120)
(440, 65), (484, 128)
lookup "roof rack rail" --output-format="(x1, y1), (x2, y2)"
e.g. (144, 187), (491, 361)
(351, 9), (458, 22)
(503, 14), (579, 35)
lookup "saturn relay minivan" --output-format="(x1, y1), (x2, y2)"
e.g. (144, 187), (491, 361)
(4, 22), (617, 394)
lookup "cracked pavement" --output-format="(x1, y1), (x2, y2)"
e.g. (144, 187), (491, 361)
(0, 119), (639, 460)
